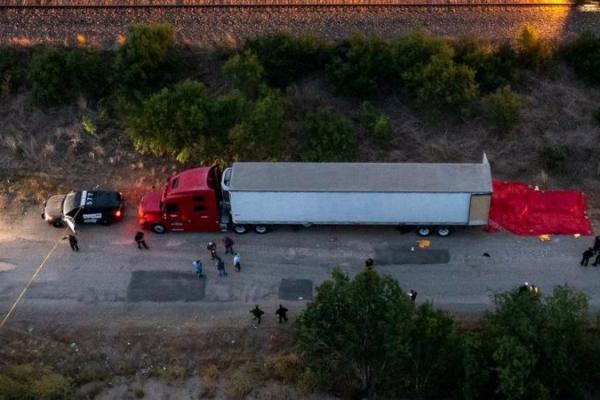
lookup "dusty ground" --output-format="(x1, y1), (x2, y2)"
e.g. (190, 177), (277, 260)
(2, 6), (600, 48)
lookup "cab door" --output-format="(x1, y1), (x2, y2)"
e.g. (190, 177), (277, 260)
(189, 193), (219, 232)
(163, 202), (186, 231)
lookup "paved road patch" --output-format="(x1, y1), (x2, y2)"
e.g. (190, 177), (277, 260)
(127, 271), (206, 302)
(375, 246), (450, 265)
(279, 279), (313, 301)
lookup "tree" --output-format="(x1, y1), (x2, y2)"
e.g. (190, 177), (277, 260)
(327, 33), (393, 95)
(414, 55), (478, 112)
(301, 109), (356, 161)
(562, 33), (600, 84)
(222, 50), (265, 98)
(228, 89), (288, 160)
(29, 47), (110, 106)
(126, 80), (246, 163)
(476, 286), (589, 400)
(297, 269), (465, 399)
(246, 32), (329, 87)
(0, 47), (29, 95)
(353, 102), (393, 146)
(113, 23), (179, 102)
(482, 86), (522, 133)
(516, 26), (552, 73)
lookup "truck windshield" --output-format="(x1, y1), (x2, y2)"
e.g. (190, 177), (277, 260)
(62, 192), (81, 215)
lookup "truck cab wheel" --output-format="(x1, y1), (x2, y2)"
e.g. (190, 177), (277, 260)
(52, 220), (63, 228)
(254, 225), (268, 234)
(416, 226), (432, 237)
(152, 224), (166, 234)
(233, 225), (248, 234)
(435, 226), (451, 237)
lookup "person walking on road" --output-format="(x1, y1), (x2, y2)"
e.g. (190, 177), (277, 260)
(216, 258), (228, 277)
(62, 234), (79, 252)
(223, 236), (235, 255)
(207, 242), (218, 260)
(193, 259), (204, 279)
(581, 248), (594, 266)
(134, 231), (149, 250)
(233, 253), (241, 272)
(251, 305), (264, 325)
(593, 236), (600, 252)
(276, 304), (288, 323)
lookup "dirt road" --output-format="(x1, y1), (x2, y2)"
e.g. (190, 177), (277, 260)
(0, 209), (597, 334)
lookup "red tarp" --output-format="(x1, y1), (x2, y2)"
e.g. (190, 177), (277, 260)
(487, 179), (594, 236)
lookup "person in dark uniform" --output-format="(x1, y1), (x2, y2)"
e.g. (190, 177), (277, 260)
(365, 258), (375, 270)
(251, 305), (264, 325)
(592, 252), (600, 267)
(276, 304), (288, 323)
(222, 236), (235, 255)
(519, 282), (530, 294)
(62, 234), (79, 252)
(581, 248), (594, 266)
(593, 236), (600, 252)
(408, 289), (417, 302)
(207, 242), (217, 260)
(134, 231), (149, 250)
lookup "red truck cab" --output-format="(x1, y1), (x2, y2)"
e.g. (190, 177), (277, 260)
(138, 166), (221, 233)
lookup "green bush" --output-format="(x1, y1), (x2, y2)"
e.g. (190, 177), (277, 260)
(327, 33), (393, 95)
(29, 47), (111, 106)
(516, 26), (552, 72)
(482, 86), (522, 133)
(414, 55), (478, 112)
(562, 33), (600, 84)
(0, 47), (29, 94)
(296, 269), (465, 398)
(222, 49), (265, 98)
(354, 102), (393, 145)
(126, 80), (246, 163)
(0, 364), (72, 400)
(540, 145), (570, 174)
(452, 37), (519, 92)
(228, 89), (288, 160)
(475, 286), (589, 400)
(301, 108), (356, 161)
(246, 32), (329, 87)
(113, 23), (179, 102)
(392, 31), (454, 90)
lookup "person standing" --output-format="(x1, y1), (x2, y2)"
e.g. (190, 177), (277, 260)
(408, 289), (417, 303)
(207, 242), (217, 260)
(233, 253), (241, 272)
(62, 234), (79, 252)
(251, 305), (264, 325)
(365, 258), (374, 270)
(592, 252), (600, 267)
(134, 231), (149, 250)
(222, 236), (235, 255)
(216, 257), (227, 277)
(275, 304), (288, 323)
(593, 236), (600, 252)
(581, 248), (594, 266)
(193, 259), (204, 279)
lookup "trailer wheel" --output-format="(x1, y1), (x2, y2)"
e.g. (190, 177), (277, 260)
(417, 226), (432, 237)
(233, 225), (248, 234)
(52, 220), (63, 228)
(254, 225), (268, 234)
(152, 224), (166, 234)
(435, 226), (451, 237)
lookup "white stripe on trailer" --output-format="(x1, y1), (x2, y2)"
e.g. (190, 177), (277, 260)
(80, 190), (87, 207)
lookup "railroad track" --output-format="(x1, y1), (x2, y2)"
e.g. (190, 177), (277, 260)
(0, 1), (575, 8)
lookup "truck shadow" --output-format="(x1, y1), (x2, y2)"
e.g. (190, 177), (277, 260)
(127, 271), (206, 302)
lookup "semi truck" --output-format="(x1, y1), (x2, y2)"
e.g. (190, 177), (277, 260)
(137, 156), (493, 236)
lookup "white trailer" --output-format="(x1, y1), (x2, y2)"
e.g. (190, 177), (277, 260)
(221, 156), (492, 236)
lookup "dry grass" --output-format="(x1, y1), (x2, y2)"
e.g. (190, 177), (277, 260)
(198, 364), (219, 397)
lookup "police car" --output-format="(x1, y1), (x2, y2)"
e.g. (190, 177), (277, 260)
(42, 190), (124, 228)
